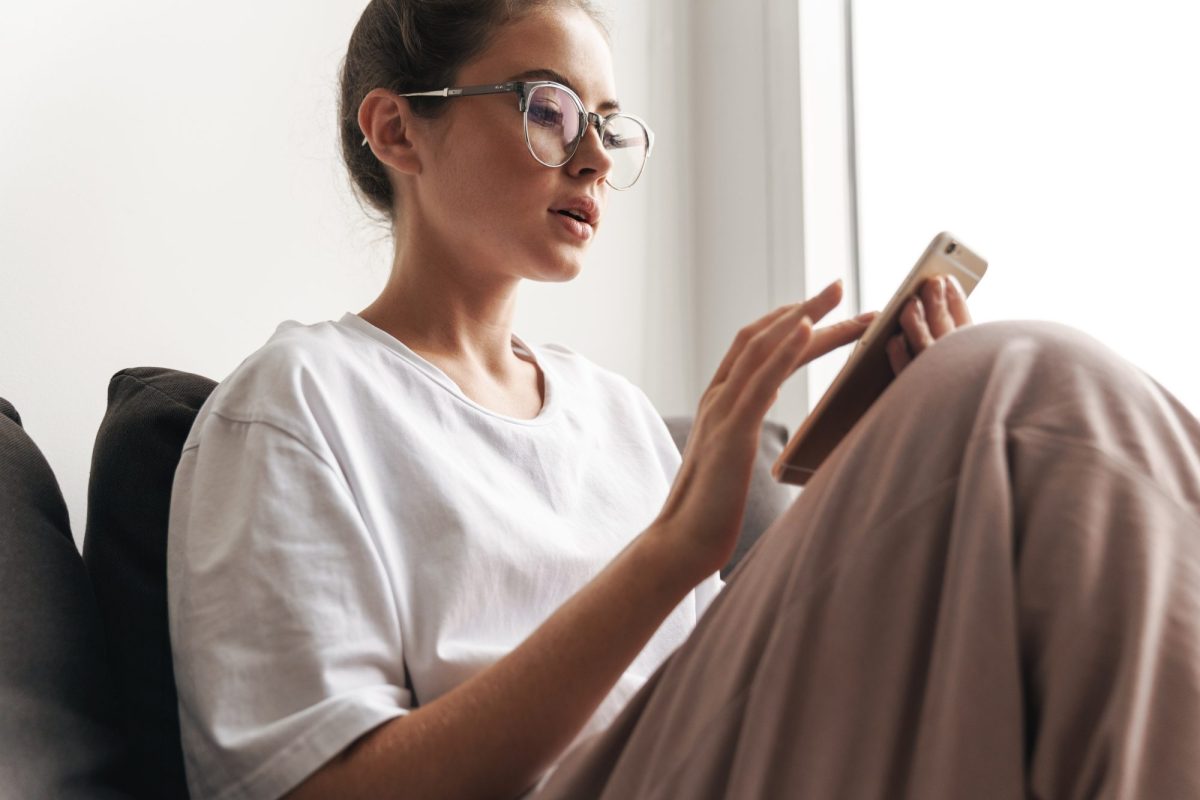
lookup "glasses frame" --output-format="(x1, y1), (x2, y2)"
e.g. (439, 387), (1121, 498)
(361, 80), (655, 190)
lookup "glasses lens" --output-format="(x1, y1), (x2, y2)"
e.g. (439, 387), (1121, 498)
(601, 115), (650, 189)
(526, 84), (583, 167)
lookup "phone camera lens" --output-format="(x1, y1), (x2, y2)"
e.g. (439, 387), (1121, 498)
(945, 242), (958, 255)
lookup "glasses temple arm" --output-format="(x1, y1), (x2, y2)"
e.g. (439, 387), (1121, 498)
(397, 83), (521, 99)
(361, 83), (523, 145)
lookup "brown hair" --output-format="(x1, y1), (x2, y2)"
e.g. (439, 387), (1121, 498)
(338, 0), (610, 224)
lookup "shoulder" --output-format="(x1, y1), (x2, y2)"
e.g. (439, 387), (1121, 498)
(188, 319), (365, 447)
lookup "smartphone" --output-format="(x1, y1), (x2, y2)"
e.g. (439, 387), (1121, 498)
(771, 232), (988, 486)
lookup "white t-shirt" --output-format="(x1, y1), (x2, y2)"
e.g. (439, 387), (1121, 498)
(167, 312), (723, 800)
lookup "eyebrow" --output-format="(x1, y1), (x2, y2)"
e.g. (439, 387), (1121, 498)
(506, 68), (622, 113)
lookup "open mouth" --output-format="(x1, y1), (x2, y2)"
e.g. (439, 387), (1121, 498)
(556, 209), (588, 223)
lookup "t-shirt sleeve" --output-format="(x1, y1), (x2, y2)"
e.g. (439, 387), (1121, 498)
(167, 412), (411, 800)
(696, 571), (725, 618)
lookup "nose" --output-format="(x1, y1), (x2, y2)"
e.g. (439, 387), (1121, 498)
(566, 112), (613, 183)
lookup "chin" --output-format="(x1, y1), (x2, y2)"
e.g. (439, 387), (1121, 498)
(532, 252), (585, 283)
(547, 260), (584, 283)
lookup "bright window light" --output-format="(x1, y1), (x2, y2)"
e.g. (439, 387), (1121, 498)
(851, 0), (1200, 415)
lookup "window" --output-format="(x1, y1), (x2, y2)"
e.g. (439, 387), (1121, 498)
(849, 0), (1200, 413)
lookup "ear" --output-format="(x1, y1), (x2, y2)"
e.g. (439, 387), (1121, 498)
(358, 88), (422, 176)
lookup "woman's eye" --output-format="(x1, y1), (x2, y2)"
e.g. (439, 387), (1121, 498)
(604, 133), (629, 149)
(529, 103), (563, 128)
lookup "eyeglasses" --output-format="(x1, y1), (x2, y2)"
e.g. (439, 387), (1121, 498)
(361, 80), (655, 191)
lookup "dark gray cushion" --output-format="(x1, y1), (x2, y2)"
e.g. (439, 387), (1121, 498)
(0, 398), (133, 798)
(1, 396), (22, 426)
(663, 417), (796, 579)
(83, 369), (217, 800)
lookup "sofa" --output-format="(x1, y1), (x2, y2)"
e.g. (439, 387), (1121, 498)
(0, 367), (796, 798)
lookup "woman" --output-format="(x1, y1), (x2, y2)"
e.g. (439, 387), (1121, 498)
(166, 1), (1200, 798)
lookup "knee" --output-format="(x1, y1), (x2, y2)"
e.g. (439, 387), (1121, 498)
(914, 319), (1136, 395)
(933, 319), (1115, 370)
(871, 320), (1139, 436)
(903, 319), (1177, 437)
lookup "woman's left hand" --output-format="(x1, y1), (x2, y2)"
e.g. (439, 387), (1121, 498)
(886, 275), (973, 376)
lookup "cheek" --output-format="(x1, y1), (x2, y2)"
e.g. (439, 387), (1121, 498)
(427, 110), (566, 251)
(446, 140), (553, 228)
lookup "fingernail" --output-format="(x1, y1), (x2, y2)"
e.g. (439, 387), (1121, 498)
(854, 311), (877, 323)
(935, 276), (946, 300)
(914, 297), (925, 317)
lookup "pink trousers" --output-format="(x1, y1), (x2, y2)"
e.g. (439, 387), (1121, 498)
(535, 321), (1200, 799)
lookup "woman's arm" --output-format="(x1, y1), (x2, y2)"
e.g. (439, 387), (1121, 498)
(284, 523), (694, 800)
(287, 280), (874, 800)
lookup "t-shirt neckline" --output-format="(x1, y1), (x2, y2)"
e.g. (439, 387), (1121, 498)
(337, 312), (558, 426)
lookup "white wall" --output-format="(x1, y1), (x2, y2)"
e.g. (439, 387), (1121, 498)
(0, 1), (686, 548)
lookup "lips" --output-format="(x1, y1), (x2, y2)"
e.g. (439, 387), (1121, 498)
(552, 211), (593, 241)
(550, 195), (600, 227)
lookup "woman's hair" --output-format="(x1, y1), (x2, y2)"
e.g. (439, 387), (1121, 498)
(338, 0), (610, 224)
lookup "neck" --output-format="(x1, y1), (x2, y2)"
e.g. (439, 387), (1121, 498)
(358, 236), (528, 383)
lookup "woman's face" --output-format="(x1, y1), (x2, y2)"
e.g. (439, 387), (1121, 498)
(408, 7), (618, 284)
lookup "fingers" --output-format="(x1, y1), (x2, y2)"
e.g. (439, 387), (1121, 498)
(945, 274), (973, 326)
(721, 305), (814, 397)
(797, 278), (847, 328)
(919, 276), (957, 339)
(737, 312), (814, 414)
(796, 312), (878, 370)
(711, 280), (844, 387)
(896, 276), (973, 371)
(710, 303), (801, 387)
(900, 295), (936, 355)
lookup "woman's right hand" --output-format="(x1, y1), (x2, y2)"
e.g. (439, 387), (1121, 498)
(649, 279), (876, 585)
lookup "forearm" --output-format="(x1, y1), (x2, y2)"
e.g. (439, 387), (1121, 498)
(285, 524), (698, 800)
